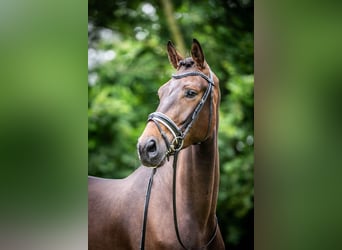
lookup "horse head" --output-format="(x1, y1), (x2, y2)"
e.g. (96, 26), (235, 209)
(137, 39), (220, 167)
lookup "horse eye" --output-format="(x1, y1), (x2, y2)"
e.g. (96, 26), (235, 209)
(185, 89), (197, 98)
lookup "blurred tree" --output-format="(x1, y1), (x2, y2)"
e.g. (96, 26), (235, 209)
(88, 0), (253, 249)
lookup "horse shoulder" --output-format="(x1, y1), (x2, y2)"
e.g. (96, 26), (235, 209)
(88, 169), (150, 249)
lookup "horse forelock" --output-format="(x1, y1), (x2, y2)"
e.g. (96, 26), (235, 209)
(177, 57), (214, 78)
(178, 57), (195, 69)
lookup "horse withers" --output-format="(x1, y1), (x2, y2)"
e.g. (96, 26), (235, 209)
(89, 39), (225, 250)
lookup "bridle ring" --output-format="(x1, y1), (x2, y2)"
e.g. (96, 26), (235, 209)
(169, 136), (184, 153)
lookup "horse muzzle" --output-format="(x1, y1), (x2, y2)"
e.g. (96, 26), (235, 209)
(137, 136), (166, 168)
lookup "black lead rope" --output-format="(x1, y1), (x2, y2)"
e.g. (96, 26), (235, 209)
(140, 156), (218, 250)
(172, 151), (218, 250)
(172, 151), (188, 250)
(140, 167), (156, 250)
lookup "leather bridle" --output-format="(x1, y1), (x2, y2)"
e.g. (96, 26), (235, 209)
(140, 70), (219, 250)
(148, 70), (214, 159)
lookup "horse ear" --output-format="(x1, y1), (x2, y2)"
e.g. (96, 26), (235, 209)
(191, 38), (205, 69)
(167, 41), (183, 69)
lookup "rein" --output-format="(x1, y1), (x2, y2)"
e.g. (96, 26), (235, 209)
(140, 70), (218, 249)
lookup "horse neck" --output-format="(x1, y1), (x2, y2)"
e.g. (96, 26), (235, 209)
(176, 128), (219, 230)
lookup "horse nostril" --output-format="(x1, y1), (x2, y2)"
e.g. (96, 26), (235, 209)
(146, 139), (157, 153)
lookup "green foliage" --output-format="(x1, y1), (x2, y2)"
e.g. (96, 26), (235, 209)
(89, 0), (253, 248)
(218, 62), (254, 246)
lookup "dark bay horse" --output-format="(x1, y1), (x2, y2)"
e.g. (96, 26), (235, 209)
(89, 39), (225, 250)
